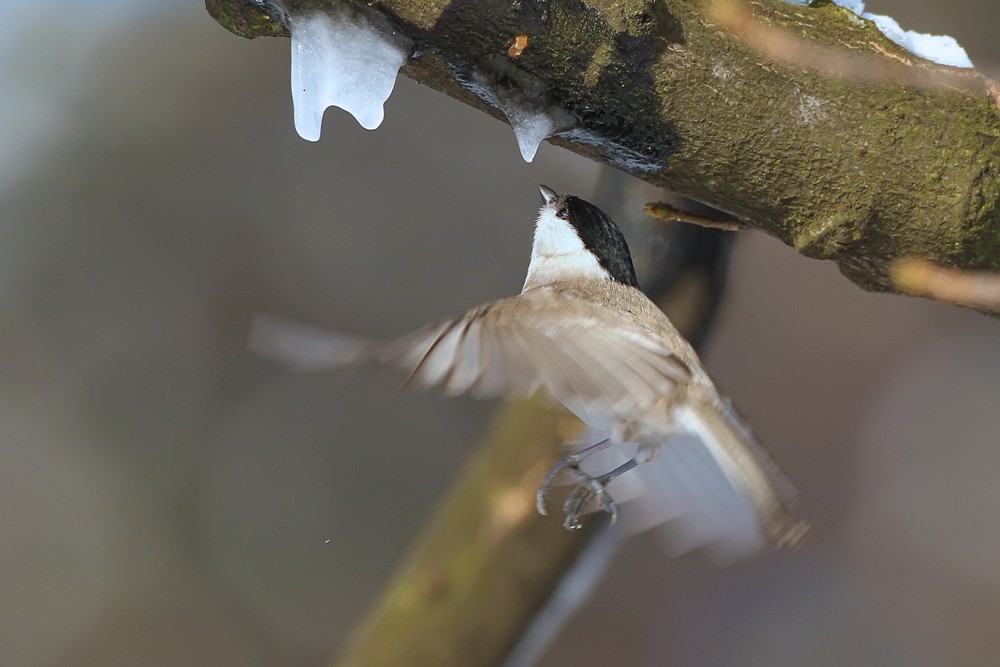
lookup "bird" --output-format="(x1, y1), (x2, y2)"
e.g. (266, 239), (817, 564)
(250, 186), (808, 560)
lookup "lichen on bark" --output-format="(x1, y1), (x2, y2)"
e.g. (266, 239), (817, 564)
(205, 0), (1000, 297)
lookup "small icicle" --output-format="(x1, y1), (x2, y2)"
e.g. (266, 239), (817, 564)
(502, 104), (576, 163)
(289, 8), (412, 141)
(452, 65), (576, 163)
(492, 83), (575, 163)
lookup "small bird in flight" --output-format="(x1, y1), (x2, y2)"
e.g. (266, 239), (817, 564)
(251, 187), (808, 560)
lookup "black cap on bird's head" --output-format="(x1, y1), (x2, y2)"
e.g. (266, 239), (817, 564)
(536, 185), (639, 288)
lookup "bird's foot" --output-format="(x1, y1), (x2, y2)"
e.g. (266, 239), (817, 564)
(561, 474), (619, 530)
(537, 447), (639, 530)
(535, 439), (613, 517)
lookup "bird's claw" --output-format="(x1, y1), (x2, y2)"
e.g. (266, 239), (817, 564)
(561, 476), (619, 530)
(536, 453), (620, 529)
(536, 451), (584, 516)
(535, 486), (550, 516)
(535, 439), (622, 529)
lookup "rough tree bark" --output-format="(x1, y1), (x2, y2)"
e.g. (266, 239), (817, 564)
(206, 0), (999, 297)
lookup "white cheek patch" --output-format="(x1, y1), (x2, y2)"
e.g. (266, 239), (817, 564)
(531, 208), (587, 256)
(523, 207), (610, 289)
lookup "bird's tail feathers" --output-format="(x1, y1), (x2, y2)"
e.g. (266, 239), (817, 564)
(579, 395), (808, 564)
(673, 397), (810, 550)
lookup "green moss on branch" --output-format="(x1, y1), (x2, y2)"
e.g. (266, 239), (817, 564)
(206, 0), (287, 37)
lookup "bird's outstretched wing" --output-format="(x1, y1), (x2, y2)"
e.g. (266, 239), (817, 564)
(250, 288), (691, 422)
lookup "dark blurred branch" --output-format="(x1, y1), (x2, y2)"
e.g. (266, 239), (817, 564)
(207, 0), (998, 303)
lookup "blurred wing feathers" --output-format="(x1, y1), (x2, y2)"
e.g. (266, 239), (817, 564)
(248, 315), (370, 371)
(380, 290), (692, 418)
(251, 290), (692, 417)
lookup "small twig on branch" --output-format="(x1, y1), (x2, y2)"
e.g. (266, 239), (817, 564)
(644, 202), (744, 232)
(890, 257), (1000, 312)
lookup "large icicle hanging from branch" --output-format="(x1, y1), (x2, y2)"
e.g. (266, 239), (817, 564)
(289, 7), (412, 141)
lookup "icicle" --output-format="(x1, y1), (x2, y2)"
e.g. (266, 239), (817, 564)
(455, 67), (576, 163)
(499, 101), (576, 163)
(492, 83), (576, 163)
(289, 8), (412, 141)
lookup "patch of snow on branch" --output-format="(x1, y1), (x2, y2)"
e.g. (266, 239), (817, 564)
(861, 13), (972, 69)
(782, 1), (973, 69)
(289, 8), (412, 142)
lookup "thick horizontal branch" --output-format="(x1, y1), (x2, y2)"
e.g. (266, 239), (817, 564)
(207, 0), (1000, 297)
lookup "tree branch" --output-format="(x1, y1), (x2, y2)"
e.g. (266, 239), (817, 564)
(206, 0), (999, 300)
(891, 256), (1000, 312)
(334, 399), (594, 667)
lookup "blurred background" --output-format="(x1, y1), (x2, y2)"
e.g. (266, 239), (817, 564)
(0, 1), (997, 665)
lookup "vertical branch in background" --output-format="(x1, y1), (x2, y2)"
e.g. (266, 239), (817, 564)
(333, 178), (734, 667)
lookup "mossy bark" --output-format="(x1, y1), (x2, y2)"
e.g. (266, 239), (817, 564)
(206, 0), (999, 295)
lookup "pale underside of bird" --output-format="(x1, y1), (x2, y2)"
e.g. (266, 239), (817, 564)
(251, 187), (808, 562)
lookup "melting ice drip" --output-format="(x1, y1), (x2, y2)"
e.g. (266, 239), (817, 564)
(497, 92), (577, 163)
(783, 0), (973, 68)
(289, 8), (412, 141)
(458, 68), (576, 163)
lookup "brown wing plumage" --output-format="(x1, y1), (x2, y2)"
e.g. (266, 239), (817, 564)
(376, 288), (692, 421)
